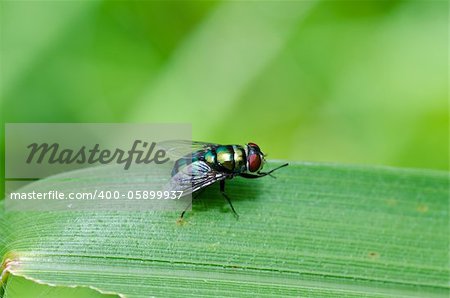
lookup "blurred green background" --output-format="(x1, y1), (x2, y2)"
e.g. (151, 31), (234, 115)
(1, 0), (448, 171)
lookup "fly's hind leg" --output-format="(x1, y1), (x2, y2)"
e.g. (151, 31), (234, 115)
(220, 180), (239, 219)
(180, 201), (192, 219)
(180, 189), (205, 219)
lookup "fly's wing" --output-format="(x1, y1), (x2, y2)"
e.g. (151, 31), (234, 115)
(164, 160), (228, 196)
(158, 141), (227, 196)
(156, 140), (217, 160)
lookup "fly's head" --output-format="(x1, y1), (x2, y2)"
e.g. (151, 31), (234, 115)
(246, 142), (265, 173)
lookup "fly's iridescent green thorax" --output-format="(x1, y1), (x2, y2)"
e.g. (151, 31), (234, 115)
(213, 145), (247, 173)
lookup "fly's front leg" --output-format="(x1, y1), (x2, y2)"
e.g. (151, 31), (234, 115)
(240, 163), (289, 179)
(239, 173), (267, 179)
(220, 180), (239, 219)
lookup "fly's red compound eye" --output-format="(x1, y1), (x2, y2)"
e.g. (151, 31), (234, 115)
(248, 153), (261, 172)
(247, 142), (260, 151)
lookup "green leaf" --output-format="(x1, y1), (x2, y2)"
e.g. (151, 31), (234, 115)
(3, 275), (119, 298)
(1, 162), (448, 297)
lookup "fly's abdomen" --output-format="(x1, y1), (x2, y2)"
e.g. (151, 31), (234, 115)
(171, 157), (191, 176)
(171, 151), (202, 176)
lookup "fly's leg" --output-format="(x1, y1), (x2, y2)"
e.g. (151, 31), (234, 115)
(259, 163), (289, 177)
(239, 163), (289, 179)
(180, 189), (205, 219)
(180, 201), (192, 219)
(220, 180), (239, 219)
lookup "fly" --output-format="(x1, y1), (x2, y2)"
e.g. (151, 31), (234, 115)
(159, 141), (288, 219)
